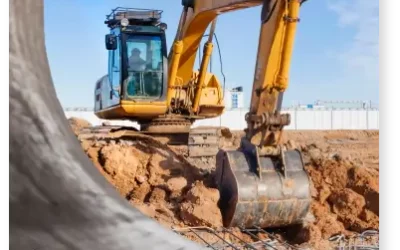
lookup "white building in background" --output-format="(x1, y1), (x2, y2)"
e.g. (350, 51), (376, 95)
(224, 87), (244, 109)
(314, 100), (375, 109)
(290, 100), (377, 110)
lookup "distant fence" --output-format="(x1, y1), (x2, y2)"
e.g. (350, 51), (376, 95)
(64, 108), (379, 130)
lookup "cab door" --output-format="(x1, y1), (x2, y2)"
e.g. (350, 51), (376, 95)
(107, 29), (121, 107)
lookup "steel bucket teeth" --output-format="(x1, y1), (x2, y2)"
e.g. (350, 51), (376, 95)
(215, 146), (311, 229)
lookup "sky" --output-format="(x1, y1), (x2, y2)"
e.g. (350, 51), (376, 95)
(44, 0), (379, 108)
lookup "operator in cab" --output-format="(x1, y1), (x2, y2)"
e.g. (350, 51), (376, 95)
(128, 48), (146, 71)
(127, 47), (155, 97)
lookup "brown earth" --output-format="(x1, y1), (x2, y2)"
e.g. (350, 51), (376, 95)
(68, 117), (92, 135)
(71, 118), (379, 249)
(82, 137), (221, 229)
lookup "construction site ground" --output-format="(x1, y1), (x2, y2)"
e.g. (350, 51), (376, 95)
(69, 118), (379, 250)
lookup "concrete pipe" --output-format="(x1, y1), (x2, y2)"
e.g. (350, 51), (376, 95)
(9, 1), (201, 249)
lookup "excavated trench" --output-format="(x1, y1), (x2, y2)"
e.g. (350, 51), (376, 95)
(69, 118), (379, 249)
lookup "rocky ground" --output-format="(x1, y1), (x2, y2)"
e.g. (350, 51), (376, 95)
(68, 118), (379, 249)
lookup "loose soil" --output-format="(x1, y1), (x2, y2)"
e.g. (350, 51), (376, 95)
(71, 118), (379, 249)
(68, 117), (92, 135)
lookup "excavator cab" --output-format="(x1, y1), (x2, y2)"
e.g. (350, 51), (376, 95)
(92, 6), (226, 160)
(95, 8), (170, 119)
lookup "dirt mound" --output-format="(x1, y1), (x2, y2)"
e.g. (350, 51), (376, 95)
(180, 181), (222, 227)
(292, 144), (379, 248)
(74, 127), (379, 249)
(68, 117), (91, 135)
(81, 138), (222, 228)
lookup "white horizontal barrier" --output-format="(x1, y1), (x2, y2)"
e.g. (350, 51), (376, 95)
(64, 108), (379, 130)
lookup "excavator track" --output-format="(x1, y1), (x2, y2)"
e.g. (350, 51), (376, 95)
(141, 117), (221, 158)
(77, 123), (221, 160)
(187, 127), (220, 158)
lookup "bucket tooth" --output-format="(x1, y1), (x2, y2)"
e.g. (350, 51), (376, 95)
(215, 142), (311, 228)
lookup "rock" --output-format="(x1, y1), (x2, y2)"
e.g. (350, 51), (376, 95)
(309, 148), (322, 162)
(166, 177), (188, 192)
(148, 187), (167, 203)
(130, 182), (151, 202)
(220, 127), (232, 138)
(178, 181), (223, 227)
(179, 202), (222, 227)
(185, 182), (220, 205)
(99, 145), (139, 178)
(135, 175), (147, 184)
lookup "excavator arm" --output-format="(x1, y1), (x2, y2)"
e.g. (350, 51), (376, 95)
(164, 0), (311, 229)
(168, 0), (302, 121)
(190, 0), (310, 229)
(247, 0), (302, 148)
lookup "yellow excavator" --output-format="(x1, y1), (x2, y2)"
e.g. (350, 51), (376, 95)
(90, 0), (311, 229)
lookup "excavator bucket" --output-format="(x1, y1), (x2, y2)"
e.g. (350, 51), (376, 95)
(215, 140), (311, 228)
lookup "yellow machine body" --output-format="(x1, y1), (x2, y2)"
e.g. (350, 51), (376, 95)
(93, 0), (312, 230)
